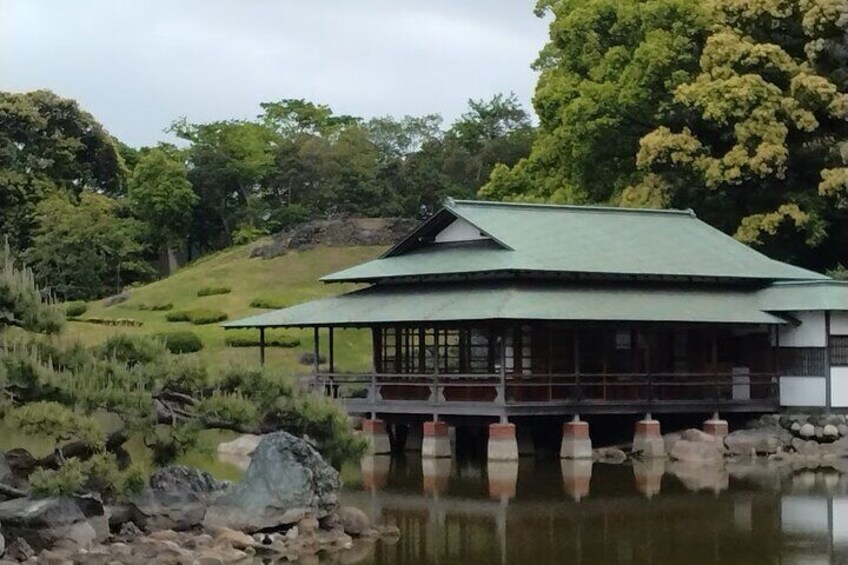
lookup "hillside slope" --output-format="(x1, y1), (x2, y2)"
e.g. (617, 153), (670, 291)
(66, 239), (385, 373)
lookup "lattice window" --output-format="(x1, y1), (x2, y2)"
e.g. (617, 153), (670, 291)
(380, 327), (397, 373)
(779, 347), (826, 376)
(831, 336), (848, 367)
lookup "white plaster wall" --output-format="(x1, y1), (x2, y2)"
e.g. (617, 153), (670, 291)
(832, 312), (848, 335)
(831, 367), (848, 408)
(834, 498), (848, 545)
(781, 376), (826, 407)
(779, 311), (827, 347)
(781, 496), (829, 535)
(434, 218), (487, 243)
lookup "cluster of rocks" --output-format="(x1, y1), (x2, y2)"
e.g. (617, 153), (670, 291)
(0, 432), (399, 564)
(250, 217), (420, 259)
(591, 413), (848, 469)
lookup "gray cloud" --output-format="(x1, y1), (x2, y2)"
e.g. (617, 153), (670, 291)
(1, 0), (547, 147)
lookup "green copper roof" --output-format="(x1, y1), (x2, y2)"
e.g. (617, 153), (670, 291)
(759, 280), (848, 311)
(322, 200), (825, 283)
(222, 282), (787, 328)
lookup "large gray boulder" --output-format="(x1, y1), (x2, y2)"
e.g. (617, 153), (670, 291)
(129, 466), (225, 531)
(724, 427), (788, 456)
(0, 496), (102, 551)
(204, 431), (340, 532)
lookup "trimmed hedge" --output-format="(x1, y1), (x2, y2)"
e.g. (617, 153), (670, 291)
(186, 309), (228, 325)
(225, 329), (300, 348)
(249, 296), (287, 309)
(65, 301), (88, 318)
(197, 286), (231, 297)
(136, 302), (173, 311)
(156, 331), (204, 354)
(71, 317), (143, 327)
(166, 311), (191, 322)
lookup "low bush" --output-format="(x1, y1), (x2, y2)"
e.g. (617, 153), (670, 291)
(166, 311), (191, 322)
(156, 331), (204, 354)
(197, 286), (231, 297)
(224, 329), (300, 348)
(186, 308), (228, 325)
(249, 296), (287, 309)
(65, 301), (87, 318)
(100, 334), (166, 365)
(136, 302), (173, 311)
(71, 317), (143, 327)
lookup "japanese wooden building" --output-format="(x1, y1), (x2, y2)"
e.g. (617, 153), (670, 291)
(225, 200), (848, 423)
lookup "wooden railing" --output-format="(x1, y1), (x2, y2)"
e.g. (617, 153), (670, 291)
(312, 371), (778, 407)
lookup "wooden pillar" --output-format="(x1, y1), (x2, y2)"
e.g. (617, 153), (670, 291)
(313, 327), (320, 375)
(259, 327), (266, 366)
(328, 327), (335, 374)
(826, 311), (832, 410)
(573, 329), (581, 401)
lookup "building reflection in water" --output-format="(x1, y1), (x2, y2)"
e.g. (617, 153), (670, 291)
(349, 454), (848, 565)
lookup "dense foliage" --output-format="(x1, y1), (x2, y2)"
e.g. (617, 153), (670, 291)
(0, 252), (364, 497)
(483, 0), (848, 271)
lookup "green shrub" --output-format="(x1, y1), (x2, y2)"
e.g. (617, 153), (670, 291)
(197, 286), (231, 297)
(249, 296), (287, 309)
(100, 334), (166, 366)
(156, 331), (204, 354)
(166, 311), (190, 322)
(136, 302), (173, 311)
(224, 328), (300, 348)
(232, 225), (268, 246)
(71, 317), (143, 327)
(65, 301), (87, 318)
(187, 308), (228, 325)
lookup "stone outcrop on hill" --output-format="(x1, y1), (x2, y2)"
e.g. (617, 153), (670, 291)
(250, 217), (420, 259)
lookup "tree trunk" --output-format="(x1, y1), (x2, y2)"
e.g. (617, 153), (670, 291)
(166, 244), (179, 275)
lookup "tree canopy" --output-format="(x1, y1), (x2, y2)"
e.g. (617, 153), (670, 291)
(482, 0), (848, 271)
(0, 90), (127, 250)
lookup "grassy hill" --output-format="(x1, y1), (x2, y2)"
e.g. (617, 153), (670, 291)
(63, 239), (385, 374)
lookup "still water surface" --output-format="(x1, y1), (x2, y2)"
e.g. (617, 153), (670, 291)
(339, 455), (848, 565)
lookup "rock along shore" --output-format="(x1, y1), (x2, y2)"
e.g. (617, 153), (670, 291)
(0, 431), (399, 564)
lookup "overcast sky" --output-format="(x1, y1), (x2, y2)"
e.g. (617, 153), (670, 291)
(2, 1), (547, 147)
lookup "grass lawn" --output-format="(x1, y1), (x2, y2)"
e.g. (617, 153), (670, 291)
(62, 239), (385, 375)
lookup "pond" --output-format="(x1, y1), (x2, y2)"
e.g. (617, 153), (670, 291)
(5, 424), (846, 564)
(337, 454), (848, 565)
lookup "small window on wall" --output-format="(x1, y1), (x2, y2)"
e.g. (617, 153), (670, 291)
(832, 336), (848, 367)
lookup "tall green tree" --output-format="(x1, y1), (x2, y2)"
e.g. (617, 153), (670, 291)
(26, 192), (151, 300)
(0, 90), (127, 250)
(128, 148), (199, 273)
(0, 241), (63, 334)
(480, 0), (711, 204)
(633, 0), (848, 267)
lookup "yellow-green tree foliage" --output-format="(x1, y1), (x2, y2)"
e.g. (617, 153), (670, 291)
(631, 0), (848, 261)
(483, 0), (848, 268)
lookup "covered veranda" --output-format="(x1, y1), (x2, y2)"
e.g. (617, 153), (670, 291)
(222, 282), (785, 416)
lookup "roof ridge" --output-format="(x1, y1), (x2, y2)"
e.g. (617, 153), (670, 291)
(448, 198), (696, 217)
(770, 279), (841, 287)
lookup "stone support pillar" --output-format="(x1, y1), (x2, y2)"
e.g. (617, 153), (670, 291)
(703, 416), (729, 439)
(422, 421), (451, 458)
(560, 418), (593, 459)
(362, 418), (391, 455)
(488, 423), (519, 462)
(632, 416), (665, 458)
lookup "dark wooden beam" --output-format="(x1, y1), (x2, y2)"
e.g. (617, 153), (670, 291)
(259, 327), (266, 366)
(328, 327), (335, 374)
(313, 327), (320, 375)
